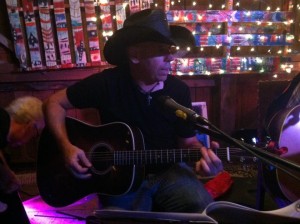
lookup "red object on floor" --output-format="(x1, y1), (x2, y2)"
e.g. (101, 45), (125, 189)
(204, 171), (234, 199)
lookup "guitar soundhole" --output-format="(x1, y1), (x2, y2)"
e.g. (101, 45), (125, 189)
(89, 142), (113, 175)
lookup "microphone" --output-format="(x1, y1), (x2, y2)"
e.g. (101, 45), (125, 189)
(158, 95), (209, 125)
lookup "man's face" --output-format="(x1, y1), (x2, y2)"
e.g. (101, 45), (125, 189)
(128, 42), (177, 84)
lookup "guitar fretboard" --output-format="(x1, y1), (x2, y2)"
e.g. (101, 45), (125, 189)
(96, 149), (201, 165)
(91, 147), (256, 166)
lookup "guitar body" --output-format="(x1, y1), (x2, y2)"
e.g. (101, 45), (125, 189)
(266, 105), (300, 202)
(37, 117), (145, 207)
(37, 117), (255, 208)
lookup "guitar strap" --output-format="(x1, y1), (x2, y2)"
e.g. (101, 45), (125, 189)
(286, 82), (300, 108)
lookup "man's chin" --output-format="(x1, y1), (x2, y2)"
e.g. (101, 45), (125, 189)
(159, 74), (168, 81)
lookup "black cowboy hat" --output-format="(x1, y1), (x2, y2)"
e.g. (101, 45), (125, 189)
(103, 9), (195, 65)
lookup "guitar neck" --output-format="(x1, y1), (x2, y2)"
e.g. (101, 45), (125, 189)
(110, 147), (252, 165)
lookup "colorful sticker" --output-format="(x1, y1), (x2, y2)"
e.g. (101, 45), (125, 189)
(84, 0), (101, 65)
(5, 0), (28, 69)
(22, 0), (43, 69)
(38, 0), (58, 68)
(53, 0), (73, 67)
(69, 0), (87, 67)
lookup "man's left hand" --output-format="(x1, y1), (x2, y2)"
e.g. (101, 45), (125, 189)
(195, 147), (224, 177)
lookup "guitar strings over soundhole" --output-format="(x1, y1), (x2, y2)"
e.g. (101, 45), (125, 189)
(89, 142), (114, 175)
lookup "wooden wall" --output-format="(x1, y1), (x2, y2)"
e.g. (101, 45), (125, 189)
(0, 66), (297, 168)
(1, 68), (295, 137)
(184, 73), (296, 136)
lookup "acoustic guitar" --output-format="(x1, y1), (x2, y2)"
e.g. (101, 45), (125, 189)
(37, 117), (254, 208)
(266, 105), (300, 202)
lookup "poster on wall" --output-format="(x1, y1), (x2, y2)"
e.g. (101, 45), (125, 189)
(22, 0), (43, 69)
(140, 0), (151, 10)
(53, 0), (73, 68)
(84, 0), (102, 65)
(129, 0), (140, 14)
(38, 0), (58, 68)
(192, 102), (210, 148)
(69, 0), (87, 67)
(115, 1), (127, 30)
(5, 0), (28, 69)
(100, 3), (114, 41)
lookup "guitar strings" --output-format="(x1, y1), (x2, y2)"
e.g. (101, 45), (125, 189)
(83, 148), (245, 157)
(82, 149), (254, 164)
(83, 149), (247, 157)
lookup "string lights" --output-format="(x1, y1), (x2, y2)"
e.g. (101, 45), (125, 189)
(4, 0), (297, 73)
(165, 0), (296, 75)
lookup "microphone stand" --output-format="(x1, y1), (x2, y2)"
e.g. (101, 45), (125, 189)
(157, 95), (300, 179)
(193, 115), (300, 180)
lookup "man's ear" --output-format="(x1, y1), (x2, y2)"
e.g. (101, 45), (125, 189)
(129, 57), (139, 64)
(127, 47), (140, 64)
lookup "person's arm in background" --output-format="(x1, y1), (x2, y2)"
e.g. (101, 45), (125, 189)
(43, 89), (92, 179)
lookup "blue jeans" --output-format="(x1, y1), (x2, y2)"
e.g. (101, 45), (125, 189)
(99, 163), (213, 212)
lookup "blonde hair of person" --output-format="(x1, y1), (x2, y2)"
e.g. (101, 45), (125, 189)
(5, 96), (44, 130)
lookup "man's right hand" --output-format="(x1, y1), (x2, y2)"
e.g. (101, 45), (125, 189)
(63, 144), (92, 179)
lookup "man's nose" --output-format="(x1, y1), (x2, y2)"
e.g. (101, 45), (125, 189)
(165, 53), (175, 61)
